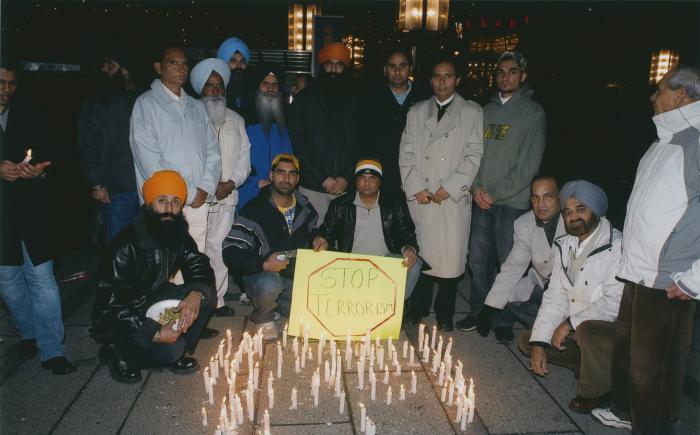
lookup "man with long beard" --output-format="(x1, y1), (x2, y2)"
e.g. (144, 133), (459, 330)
(238, 66), (292, 210)
(518, 180), (623, 414)
(289, 42), (359, 223)
(217, 36), (252, 116)
(92, 170), (216, 383)
(189, 58), (251, 317)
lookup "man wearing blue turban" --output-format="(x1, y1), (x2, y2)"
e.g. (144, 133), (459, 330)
(217, 36), (252, 115)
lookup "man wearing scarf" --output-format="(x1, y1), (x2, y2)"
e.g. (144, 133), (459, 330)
(190, 58), (251, 317)
(92, 170), (215, 383)
(217, 36), (252, 116)
(289, 42), (360, 224)
(518, 180), (623, 414)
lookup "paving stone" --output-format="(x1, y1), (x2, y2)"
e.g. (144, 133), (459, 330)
(269, 422), (354, 434)
(63, 296), (94, 326)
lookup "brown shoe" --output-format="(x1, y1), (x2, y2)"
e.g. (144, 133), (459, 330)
(568, 392), (611, 414)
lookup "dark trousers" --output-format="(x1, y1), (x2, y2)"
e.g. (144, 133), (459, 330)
(493, 285), (545, 330)
(468, 205), (527, 315)
(113, 284), (214, 369)
(610, 283), (696, 434)
(411, 273), (460, 324)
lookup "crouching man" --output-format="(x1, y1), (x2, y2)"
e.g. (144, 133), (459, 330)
(222, 154), (318, 341)
(312, 158), (424, 301)
(517, 180), (624, 414)
(92, 170), (215, 383)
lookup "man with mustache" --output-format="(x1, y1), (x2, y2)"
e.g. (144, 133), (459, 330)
(518, 180), (623, 414)
(217, 36), (252, 116)
(222, 154), (318, 341)
(189, 58), (251, 318)
(238, 66), (293, 210)
(92, 170), (215, 383)
(289, 42), (359, 224)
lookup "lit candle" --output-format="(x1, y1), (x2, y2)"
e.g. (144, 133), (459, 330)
(277, 342), (283, 378)
(445, 337), (453, 359)
(246, 385), (254, 421)
(422, 344), (430, 363)
(447, 377), (455, 406)
(203, 367), (210, 393)
(295, 356), (300, 373)
(22, 149), (32, 163)
(392, 345), (398, 367)
(253, 362), (260, 390)
(370, 372), (376, 400)
(307, 348), (312, 362)
(383, 364), (389, 385)
(263, 409), (270, 434)
(409, 345), (415, 365)
(267, 371), (274, 394)
(440, 382), (447, 402)
(208, 377), (214, 405)
(218, 342), (225, 367)
(359, 402), (366, 432)
(335, 366), (342, 396)
(234, 394), (244, 425)
(377, 346), (384, 369)
(431, 325), (437, 350)
(269, 390), (274, 410)
(468, 393), (475, 423)
(324, 360), (330, 383)
(438, 361), (445, 385)
(436, 336), (443, 361)
(357, 360), (365, 390)
(461, 400), (468, 431)
(418, 324), (425, 350)
(387, 336), (393, 360)
(386, 385), (392, 405)
(395, 360), (401, 375)
(402, 340), (408, 359)
(411, 370), (417, 394)
(224, 356), (230, 379)
(293, 336), (299, 358)
(202, 407), (207, 427)
(283, 323), (288, 348)
(455, 395), (463, 423)
(290, 387), (298, 409)
(400, 383), (406, 400)
(210, 357), (217, 382)
(339, 390), (345, 414)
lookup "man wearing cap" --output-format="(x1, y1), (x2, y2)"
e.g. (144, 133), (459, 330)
(238, 65), (293, 210)
(289, 42), (360, 224)
(312, 159), (423, 299)
(518, 180), (623, 414)
(130, 44), (221, 258)
(189, 58), (251, 317)
(78, 46), (142, 242)
(399, 57), (483, 331)
(92, 170), (216, 383)
(592, 67), (700, 433)
(457, 51), (547, 337)
(217, 36), (252, 115)
(222, 154), (318, 340)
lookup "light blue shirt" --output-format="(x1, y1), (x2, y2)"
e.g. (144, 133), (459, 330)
(130, 79), (221, 205)
(392, 81), (412, 106)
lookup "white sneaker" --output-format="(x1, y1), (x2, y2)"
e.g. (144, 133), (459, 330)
(257, 321), (278, 342)
(592, 407), (632, 430)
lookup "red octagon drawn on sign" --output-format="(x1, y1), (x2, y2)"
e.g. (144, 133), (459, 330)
(305, 257), (398, 337)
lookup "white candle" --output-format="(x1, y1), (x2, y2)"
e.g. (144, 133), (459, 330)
(392, 345), (398, 367)
(387, 336), (393, 359)
(400, 383), (406, 400)
(468, 394), (475, 423)
(418, 324), (425, 350)
(411, 370), (417, 394)
(455, 395), (463, 423)
(283, 323), (288, 348)
(422, 344), (430, 363)
(269, 390), (274, 410)
(431, 325), (437, 350)
(359, 403), (366, 432)
(246, 386), (254, 421)
(263, 409), (270, 434)
(267, 371), (274, 394)
(386, 385), (392, 405)
(438, 361), (445, 385)
(210, 357), (217, 381)
(409, 345), (415, 365)
(436, 336), (443, 361)
(334, 366), (342, 396)
(308, 348), (312, 361)
(253, 362), (260, 390)
(202, 407), (207, 426)
(395, 360), (401, 375)
(235, 394), (244, 425)
(377, 346), (384, 369)
(218, 342), (225, 367)
(290, 387), (298, 409)
(357, 360), (365, 390)
(293, 336), (299, 358)
(447, 377), (455, 406)
(203, 367), (210, 393)
(324, 360), (330, 382)
(339, 390), (345, 414)
(208, 377), (214, 405)
(402, 340), (408, 359)
(445, 337), (453, 358)
(370, 372), (376, 400)
(383, 364), (389, 385)
(277, 342), (283, 378)
(441, 383), (447, 402)
(295, 356), (301, 373)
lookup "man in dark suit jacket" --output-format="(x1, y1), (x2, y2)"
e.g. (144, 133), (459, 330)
(0, 61), (75, 375)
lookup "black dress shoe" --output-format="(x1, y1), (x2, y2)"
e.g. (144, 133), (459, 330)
(200, 327), (219, 339)
(568, 392), (611, 414)
(168, 356), (198, 374)
(18, 338), (38, 359)
(476, 307), (497, 337)
(456, 315), (477, 332)
(437, 321), (454, 332)
(212, 305), (236, 317)
(41, 356), (77, 375)
(494, 327), (514, 344)
(99, 345), (141, 383)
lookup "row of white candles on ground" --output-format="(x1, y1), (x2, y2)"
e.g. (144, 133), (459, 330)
(200, 324), (476, 434)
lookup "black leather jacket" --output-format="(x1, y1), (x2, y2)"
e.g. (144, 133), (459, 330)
(317, 191), (419, 255)
(91, 207), (214, 348)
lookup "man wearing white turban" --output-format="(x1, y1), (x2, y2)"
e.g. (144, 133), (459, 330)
(190, 58), (251, 317)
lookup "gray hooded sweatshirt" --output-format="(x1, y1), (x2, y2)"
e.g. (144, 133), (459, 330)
(472, 84), (546, 209)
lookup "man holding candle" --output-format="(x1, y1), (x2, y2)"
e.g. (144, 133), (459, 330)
(92, 170), (216, 383)
(0, 61), (76, 375)
(312, 158), (424, 302)
(222, 153), (318, 341)
(517, 180), (623, 414)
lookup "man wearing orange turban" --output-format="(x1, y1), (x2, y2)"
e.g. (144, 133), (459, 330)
(92, 170), (216, 383)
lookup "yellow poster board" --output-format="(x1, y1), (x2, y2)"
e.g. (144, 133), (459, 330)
(288, 249), (407, 340)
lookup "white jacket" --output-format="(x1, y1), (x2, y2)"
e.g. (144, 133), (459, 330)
(530, 217), (624, 344)
(618, 100), (700, 300)
(213, 109), (251, 206)
(485, 212), (566, 309)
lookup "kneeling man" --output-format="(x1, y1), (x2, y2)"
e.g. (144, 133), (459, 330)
(517, 180), (623, 414)
(222, 154), (318, 340)
(312, 159), (423, 299)
(92, 170), (215, 383)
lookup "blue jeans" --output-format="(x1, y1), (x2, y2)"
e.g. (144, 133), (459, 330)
(243, 272), (294, 324)
(468, 204), (527, 315)
(102, 191), (140, 241)
(0, 241), (65, 361)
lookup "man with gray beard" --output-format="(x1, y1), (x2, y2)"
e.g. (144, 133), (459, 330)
(190, 58), (250, 317)
(238, 67), (293, 210)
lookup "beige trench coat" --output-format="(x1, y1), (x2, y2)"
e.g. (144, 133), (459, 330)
(399, 94), (483, 278)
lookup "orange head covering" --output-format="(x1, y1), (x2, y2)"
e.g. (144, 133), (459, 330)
(318, 42), (351, 66)
(142, 170), (188, 205)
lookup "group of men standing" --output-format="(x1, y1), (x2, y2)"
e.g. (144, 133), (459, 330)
(0, 33), (698, 435)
